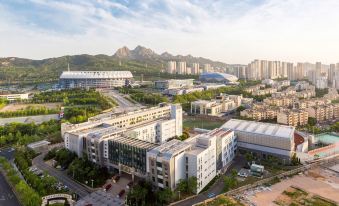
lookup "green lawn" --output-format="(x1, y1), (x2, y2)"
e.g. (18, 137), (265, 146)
(183, 117), (225, 130)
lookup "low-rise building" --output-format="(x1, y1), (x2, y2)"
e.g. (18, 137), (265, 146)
(252, 88), (277, 96)
(222, 119), (295, 160)
(277, 109), (309, 126)
(306, 103), (339, 122)
(154, 79), (194, 91)
(240, 104), (278, 121)
(263, 96), (295, 107)
(0, 93), (30, 101)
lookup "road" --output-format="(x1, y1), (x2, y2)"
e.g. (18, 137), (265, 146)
(32, 153), (91, 198)
(101, 89), (143, 113)
(0, 171), (20, 206)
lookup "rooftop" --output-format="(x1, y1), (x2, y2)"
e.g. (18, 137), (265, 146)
(222, 119), (294, 139)
(60, 71), (133, 79)
(27, 140), (50, 148)
(109, 135), (157, 150)
(148, 139), (191, 160)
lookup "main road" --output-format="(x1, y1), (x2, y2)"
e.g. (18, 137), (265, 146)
(0, 170), (20, 206)
(100, 89), (144, 113)
(32, 153), (92, 198)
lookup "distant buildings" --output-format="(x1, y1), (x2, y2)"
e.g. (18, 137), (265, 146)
(154, 79), (194, 91)
(166, 61), (201, 75)
(0, 93), (30, 101)
(59, 71), (133, 88)
(190, 94), (243, 116)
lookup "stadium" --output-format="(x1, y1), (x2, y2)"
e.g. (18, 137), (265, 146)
(59, 71), (133, 88)
(199, 72), (238, 84)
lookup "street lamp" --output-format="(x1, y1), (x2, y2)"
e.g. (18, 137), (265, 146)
(91, 179), (94, 188)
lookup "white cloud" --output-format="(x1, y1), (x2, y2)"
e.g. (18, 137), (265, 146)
(0, 0), (339, 64)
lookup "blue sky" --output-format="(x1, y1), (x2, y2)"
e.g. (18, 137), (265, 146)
(1, 0), (339, 64)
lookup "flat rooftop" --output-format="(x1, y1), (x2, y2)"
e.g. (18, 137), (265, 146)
(148, 139), (191, 159)
(109, 135), (157, 150)
(27, 140), (50, 148)
(222, 119), (294, 139)
(60, 71), (133, 79)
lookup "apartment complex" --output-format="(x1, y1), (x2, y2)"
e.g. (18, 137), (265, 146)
(147, 128), (236, 193)
(222, 119), (295, 160)
(277, 109), (309, 126)
(62, 103), (183, 176)
(306, 103), (339, 122)
(263, 96), (295, 107)
(59, 71), (133, 88)
(166, 61), (201, 75)
(240, 106), (278, 121)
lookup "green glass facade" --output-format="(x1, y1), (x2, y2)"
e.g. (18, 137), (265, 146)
(108, 140), (148, 173)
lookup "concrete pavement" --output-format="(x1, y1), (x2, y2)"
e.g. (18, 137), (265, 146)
(32, 153), (91, 198)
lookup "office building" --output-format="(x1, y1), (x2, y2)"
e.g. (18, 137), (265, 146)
(59, 71), (133, 88)
(147, 128), (236, 193)
(62, 103), (183, 176)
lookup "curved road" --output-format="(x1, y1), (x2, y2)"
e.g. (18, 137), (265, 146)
(32, 153), (92, 198)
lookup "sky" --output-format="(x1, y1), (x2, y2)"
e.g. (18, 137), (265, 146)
(1, 0), (339, 64)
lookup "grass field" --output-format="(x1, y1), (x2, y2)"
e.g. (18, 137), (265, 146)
(183, 117), (226, 130)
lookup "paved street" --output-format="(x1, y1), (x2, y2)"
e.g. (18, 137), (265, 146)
(0, 172), (20, 206)
(100, 89), (143, 113)
(32, 153), (91, 198)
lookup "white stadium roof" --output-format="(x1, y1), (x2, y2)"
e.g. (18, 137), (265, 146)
(222, 119), (294, 139)
(60, 71), (133, 79)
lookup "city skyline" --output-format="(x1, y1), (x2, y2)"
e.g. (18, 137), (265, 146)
(1, 0), (339, 64)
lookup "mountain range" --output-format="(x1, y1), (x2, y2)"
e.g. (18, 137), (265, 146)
(0, 45), (235, 83)
(1, 45), (229, 69)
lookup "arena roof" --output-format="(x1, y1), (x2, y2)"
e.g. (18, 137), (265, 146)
(222, 119), (294, 139)
(60, 71), (133, 79)
(199, 72), (238, 82)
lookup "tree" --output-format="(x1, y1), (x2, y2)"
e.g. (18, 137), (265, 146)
(308, 117), (317, 126)
(223, 175), (237, 192)
(236, 105), (246, 113)
(187, 176), (197, 194)
(157, 188), (173, 205)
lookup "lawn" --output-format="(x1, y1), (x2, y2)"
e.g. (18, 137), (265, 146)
(183, 117), (225, 130)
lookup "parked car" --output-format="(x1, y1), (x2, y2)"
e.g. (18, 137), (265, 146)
(104, 184), (112, 191)
(118, 189), (125, 198)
